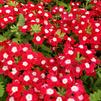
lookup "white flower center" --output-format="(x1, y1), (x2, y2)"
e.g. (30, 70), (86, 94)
(78, 45), (84, 49)
(11, 47), (17, 53)
(71, 86), (79, 92)
(6, 10), (11, 13)
(93, 36), (97, 41)
(53, 37), (57, 42)
(85, 63), (90, 68)
(78, 30), (82, 34)
(41, 60), (46, 65)
(2, 66), (8, 71)
(95, 45), (99, 49)
(7, 60), (13, 65)
(4, 18), (8, 22)
(24, 75), (30, 81)
(67, 98), (75, 101)
(23, 47), (28, 52)
(3, 53), (8, 59)
(33, 77), (38, 82)
(62, 78), (68, 84)
(95, 23), (100, 27)
(36, 36), (41, 42)
(12, 86), (18, 93)
(78, 95), (84, 100)
(9, 97), (15, 101)
(81, 15), (86, 18)
(28, 13), (33, 17)
(95, 28), (100, 32)
(83, 36), (87, 41)
(32, 72), (37, 76)
(27, 54), (33, 60)
(14, 8), (18, 11)
(56, 97), (63, 101)
(65, 59), (71, 64)
(26, 94), (32, 101)
(81, 21), (85, 25)
(59, 8), (63, 12)
(76, 67), (81, 73)
(22, 61), (28, 67)
(51, 76), (57, 82)
(52, 66), (58, 71)
(46, 88), (54, 95)
(45, 29), (49, 33)
(86, 50), (92, 54)
(22, 25), (28, 29)
(44, 13), (48, 17)
(68, 50), (74, 55)
(91, 58), (96, 62)
(11, 68), (17, 75)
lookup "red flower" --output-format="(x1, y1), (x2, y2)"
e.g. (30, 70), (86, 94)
(6, 81), (23, 97)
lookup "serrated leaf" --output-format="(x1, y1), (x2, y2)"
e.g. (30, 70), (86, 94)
(10, 25), (18, 33)
(90, 90), (101, 101)
(8, 0), (18, 6)
(0, 82), (4, 97)
(94, 78), (101, 90)
(55, 29), (66, 38)
(31, 24), (41, 34)
(0, 35), (7, 42)
(17, 14), (25, 26)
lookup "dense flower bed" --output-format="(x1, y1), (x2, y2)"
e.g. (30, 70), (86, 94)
(0, 0), (101, 101)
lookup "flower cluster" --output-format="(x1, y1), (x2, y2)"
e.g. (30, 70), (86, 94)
(0, 0), (101, 101)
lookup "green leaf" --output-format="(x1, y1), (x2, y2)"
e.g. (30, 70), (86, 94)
(8, 0), (18, 6)
(90, 90), (101, 101)
(17, 14), (25, 26)
(31, 24), (41, 34)
(0, 35), (7, 42)
(0, 82), (4, 97)
(10, 25), (18, 33)
(94, 78), (101, 90)
(55, 29), (66, 38)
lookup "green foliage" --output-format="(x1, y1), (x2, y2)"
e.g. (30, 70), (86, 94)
(55, 29), (66, 38)
(90, 90), (101, 101)
(56, 0), (71, 12)
(17, 14), (25, 26)
(0, 35), (7, 42)
(0, 82), (4, 97)
(31, 24), (41, 34)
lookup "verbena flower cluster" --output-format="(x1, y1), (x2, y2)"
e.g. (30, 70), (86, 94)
(0, 0), (101, 101)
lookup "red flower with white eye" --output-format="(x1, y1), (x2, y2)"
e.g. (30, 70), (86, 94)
(73, 65), (83, 78)
(6, 96), (18, 101)
(4, 58), (14, 67)
(8, 16), (16, 23)
(19, 25), (29, 33)
(20, 89), (38, 101)
(84, 62), (96, 75)
(66, 97), (76, 101)
(8, 66), (19, 79)
(47, 73), (59, 87)
(45, 87), (56, 96)
(60, 57), (72, 68)
(8, 42), (20, 56)
(3, 17), (9, 24)
(48, 36), (61, 46)
(18, 59), (32, 70)
(32, 34), (44, 45)
(21, 44), (31, 53)
(19, 71), (32, 85)
(61, 75), (74, 87)
(6, 81), (23, 97)
(3, 6), (14, 15)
